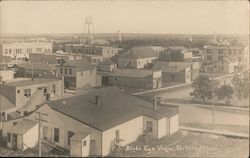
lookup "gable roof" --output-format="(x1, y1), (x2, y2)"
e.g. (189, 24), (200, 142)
(48, 86), (174, 131)
(4, 78), (60, 87)
(0, 95), (15, 111)
(58, 59), (95, 72)
(9, 119), (38, 135)
(119, 47), (157, 59)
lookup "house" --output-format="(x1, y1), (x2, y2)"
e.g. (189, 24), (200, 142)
(96, 60), (117, 72)
(56, 59), (101, 90)
(12, 63), (56, 78)
(0, 77), (63, 120)
(105, 69), (162, 89)
(5, 119), (38, 151)
(118, 47), (157, 69)
(2, 86), (179, 156)
(153, 61), (199, 83)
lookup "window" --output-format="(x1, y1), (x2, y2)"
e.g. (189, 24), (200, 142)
(146, 121), (153, 133)
(83, 140), (87, 146)
(69, 68), (72, 75)
(17, 90), (20, 94)
(60, 68), (63, 74)
(64, 68), (68, 74)
(24, 89), (31, 98)
(115, 130), (120, 139)
(13, 122), (17, 126)
(67, 131), (75, 145)
(43, 126), (48, 139)
(239, 51), (242, 55)
(5, 49), (8, 54)
(81, 72), (83, 76)
(7, 133), (11, 143)
(54, 128), (59, 142)
(239, 57), (242, 62)
(90, 70), (93, 74)
(218, 56), (223, 60)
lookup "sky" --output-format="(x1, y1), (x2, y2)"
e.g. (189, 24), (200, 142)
(0, 0), (249, 35)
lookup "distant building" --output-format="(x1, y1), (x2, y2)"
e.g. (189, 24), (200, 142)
(118, 47), (157, 69)
(0, 41), (53, 63)
(0, 77), (63, 120)
(12, 63), (56, 78)
(104, 69), (162, 89)
(65, 44), (118, 60)
(203, 45), (249, 73)
(29, 52), (82, 65)
(153, 61), (199, 83)
(160, 46), (193, 62)
(97, 60), (117, 72)
(56, 59), (101, 90)
(2, 87), (179, 156)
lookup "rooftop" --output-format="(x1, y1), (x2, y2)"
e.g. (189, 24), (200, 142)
(108, 69), (159, 78)
(153, 61), (191, 73)
(119, 46), (157, 59)
(15, 63), (56, 71)
(70, 132), (90, 141)
(9, 119), (38, 135)
(58, 59), (95, 72)
(4, 78), (60, 87)
(48, 86), (177, 131)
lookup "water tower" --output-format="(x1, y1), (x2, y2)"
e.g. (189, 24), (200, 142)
(83, 16), (94, 44)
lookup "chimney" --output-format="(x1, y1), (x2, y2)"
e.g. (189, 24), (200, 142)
(95, 95), (100, 106)
(154, 95), (157, 112)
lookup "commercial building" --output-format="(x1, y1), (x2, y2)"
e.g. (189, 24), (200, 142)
(1, 87), (179, 156)
(65, 44), (118, 60)
(0, 41), (53, 63)
(118, 47), (157, 69)
(105, 69), (162, 89)
(203, 45), (249, 73)
(56, 59), (101, 90)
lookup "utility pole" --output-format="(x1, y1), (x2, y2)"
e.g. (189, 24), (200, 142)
(35, 111), (48, 157)
(211, 73), (215, 130)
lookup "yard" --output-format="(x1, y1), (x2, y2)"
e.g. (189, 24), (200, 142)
(109, 130), (249, 157)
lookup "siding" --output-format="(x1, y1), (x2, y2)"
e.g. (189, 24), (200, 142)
(102, 116), (143, 156)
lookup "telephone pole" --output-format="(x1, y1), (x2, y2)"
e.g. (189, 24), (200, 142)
(35, 111), (48, 157)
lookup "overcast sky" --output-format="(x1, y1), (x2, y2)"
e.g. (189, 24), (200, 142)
(0, 0), (249, 34)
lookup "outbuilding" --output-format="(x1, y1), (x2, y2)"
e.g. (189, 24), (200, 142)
(5, 119), (38, 151)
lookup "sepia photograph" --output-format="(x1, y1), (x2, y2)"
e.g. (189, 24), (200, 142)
(0, 0), (249, 157)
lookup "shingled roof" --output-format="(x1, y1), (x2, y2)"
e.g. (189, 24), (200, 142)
(48, 86), (177, 131)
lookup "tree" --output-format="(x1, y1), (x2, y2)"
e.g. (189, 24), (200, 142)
(190, 75), (219, 103)
(231, 71), (249, 100)
(217, 84), (234, 105)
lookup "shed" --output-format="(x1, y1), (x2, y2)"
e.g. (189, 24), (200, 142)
(70, 132), (90, 157)
(6, 119), (38, 151)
